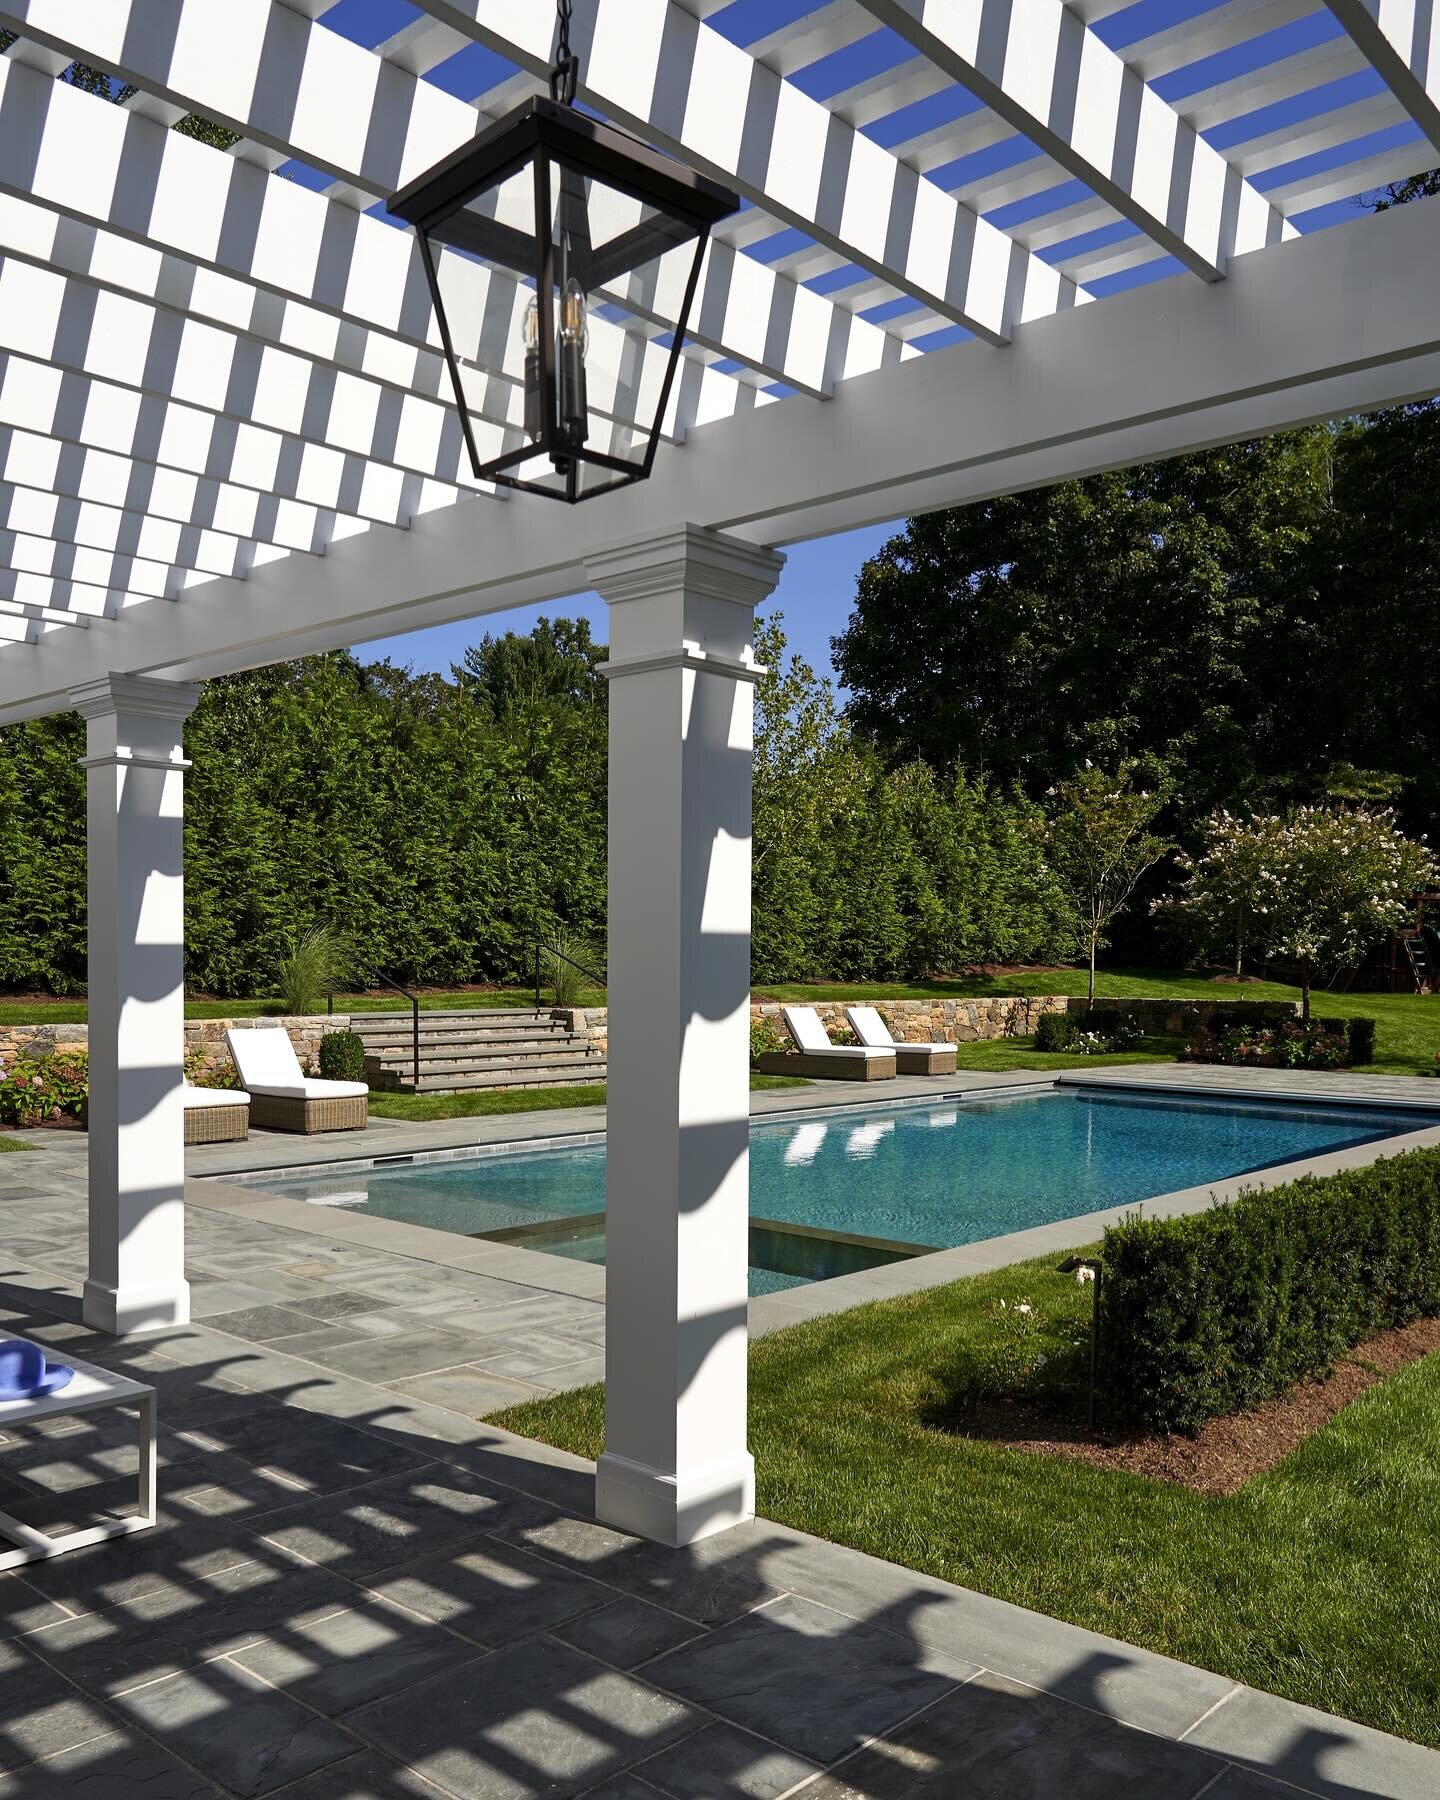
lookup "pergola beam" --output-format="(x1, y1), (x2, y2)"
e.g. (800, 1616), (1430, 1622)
(1, 193), (1432, 718)
(1324, 0), (1440, 149)
(856, 0), (1292, 277)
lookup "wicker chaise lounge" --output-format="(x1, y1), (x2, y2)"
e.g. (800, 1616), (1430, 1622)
(182, 1084), (250, 1145)
(845, 1005), (957, 1076)
(224, 1027), (368, 1134)
(752, 1005), (897, 1081)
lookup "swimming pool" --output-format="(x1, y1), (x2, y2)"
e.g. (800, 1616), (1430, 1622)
(251, 1087), (1437, 1294)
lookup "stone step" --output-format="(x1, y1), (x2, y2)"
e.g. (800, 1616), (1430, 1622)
(362, 1031), (581, 1057)
(350, 1006), (563, 1029)
(365, 1047), (602, 1075)
(406, 1064), (608, 1093)
(351, 1029), (572, 1044)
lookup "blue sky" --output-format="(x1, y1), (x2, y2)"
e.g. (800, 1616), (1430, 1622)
(353, 521), (898, 692)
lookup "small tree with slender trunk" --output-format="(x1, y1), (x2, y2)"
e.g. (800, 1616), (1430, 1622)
(1042, 765), (1170, 1004)
(1155, 809), (1273, 977)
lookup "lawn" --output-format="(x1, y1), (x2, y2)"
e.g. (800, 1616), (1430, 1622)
(0, 1137), (35, 1151)
(491, 1252), (1440, 1750)
(366, 1072), (809, 1121)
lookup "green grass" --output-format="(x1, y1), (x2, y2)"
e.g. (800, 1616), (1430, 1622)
(491, 1253), (1440, 1750)
(0, 1136), (36, 1151)
(366, 1086), (608, 1121)
(366, 1072), (809, 1121)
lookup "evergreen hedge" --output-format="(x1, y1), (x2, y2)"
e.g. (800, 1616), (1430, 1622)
(1097, 1147), (1440, 1433)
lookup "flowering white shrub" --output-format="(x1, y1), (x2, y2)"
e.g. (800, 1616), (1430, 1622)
(1159, 805), (1435, 1016)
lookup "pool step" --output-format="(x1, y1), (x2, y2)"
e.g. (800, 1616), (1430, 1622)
(350, 1009), (604, 1095)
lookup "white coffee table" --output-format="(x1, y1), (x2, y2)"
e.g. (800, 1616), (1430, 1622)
(0, 1347), (156, 1568)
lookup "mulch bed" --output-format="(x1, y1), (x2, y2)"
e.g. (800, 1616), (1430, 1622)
(952, 1315), (1440, 1495)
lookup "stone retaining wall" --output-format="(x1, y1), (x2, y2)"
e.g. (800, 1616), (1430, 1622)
(751, 997), (1063, 1043)
(0, 995), (1303, 1078)
(563, 995), (1298, 1054)
(0, 1015), (347, 1079)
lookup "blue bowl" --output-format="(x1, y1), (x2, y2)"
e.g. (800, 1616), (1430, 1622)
(0, 1339), (74, 1399)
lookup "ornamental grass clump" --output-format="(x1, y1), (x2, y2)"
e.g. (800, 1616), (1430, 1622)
(1097, 1147), (1440, 1434)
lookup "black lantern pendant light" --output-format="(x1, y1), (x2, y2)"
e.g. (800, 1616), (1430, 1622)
(388, 0), (741, 503)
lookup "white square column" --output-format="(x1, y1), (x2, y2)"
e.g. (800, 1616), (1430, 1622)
(71, 675), (200, 1337)
(587, 525), (784, 1548)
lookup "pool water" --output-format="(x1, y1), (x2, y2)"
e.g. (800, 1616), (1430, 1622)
(257, 1089), (1434, 1292)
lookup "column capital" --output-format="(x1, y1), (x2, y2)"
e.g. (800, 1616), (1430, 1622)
(584, 525), (785, 611)
(70, 673), (202, 723)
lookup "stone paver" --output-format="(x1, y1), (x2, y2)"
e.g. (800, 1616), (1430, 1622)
(0, 1098), (1430, 1796)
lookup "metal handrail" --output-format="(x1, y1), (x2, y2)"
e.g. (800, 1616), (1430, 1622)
(372, 974), (421, 1089)
(532, 941), (607, 1011)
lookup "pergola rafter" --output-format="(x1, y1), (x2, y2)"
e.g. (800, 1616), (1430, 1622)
(1325, 0), (1440, 149)
(856, 0), (1293, 278)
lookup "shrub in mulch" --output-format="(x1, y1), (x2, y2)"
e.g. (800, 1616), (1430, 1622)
(958, 1314), (1440, 1495)
(1097, 1147), (1440, 1435)
(1181, 1017), (1349, 1069)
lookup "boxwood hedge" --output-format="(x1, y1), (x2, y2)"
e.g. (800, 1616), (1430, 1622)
(1097, 1146), (1440, 1434)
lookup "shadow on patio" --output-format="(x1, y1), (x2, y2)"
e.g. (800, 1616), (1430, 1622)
(0, 1273), (1413, 1799)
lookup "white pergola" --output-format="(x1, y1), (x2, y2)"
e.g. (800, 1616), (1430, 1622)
(0, 0), (1437, 1547)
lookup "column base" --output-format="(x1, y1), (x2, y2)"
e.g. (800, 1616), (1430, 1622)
(596, 1448), (756, 1547)
(82, 1277), (191, 1337)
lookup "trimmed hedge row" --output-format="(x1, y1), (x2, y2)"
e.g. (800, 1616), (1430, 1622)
(1097, 1146), (1440, 1434)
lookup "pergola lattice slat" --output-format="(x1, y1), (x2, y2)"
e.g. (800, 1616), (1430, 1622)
(0, 428), (356, 559)
(412, 0), (1086, 341)
(0, 3), (887, 400)
(856, 0), (1294, 277)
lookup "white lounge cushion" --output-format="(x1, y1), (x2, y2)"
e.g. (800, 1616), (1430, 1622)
(249, 1079), (369, 1101)
(782, 1005), (892, 1058)
(225, 1028), (365, 1098)
(845, 1006), (894, 1046)
(181, 1085), (249, 1110)
(846, 1008), (949, 1053)
(225, 1025), (305, 1091)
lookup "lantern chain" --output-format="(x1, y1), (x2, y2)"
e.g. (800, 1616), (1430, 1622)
(550, 0), (578, 106)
